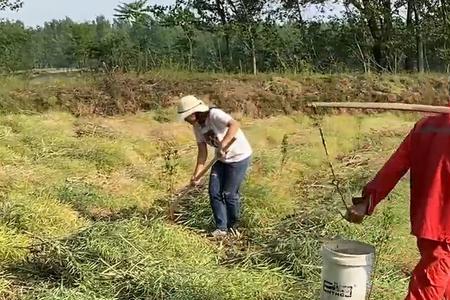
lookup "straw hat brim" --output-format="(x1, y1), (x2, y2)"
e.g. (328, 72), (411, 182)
(178, 103), (210, 121)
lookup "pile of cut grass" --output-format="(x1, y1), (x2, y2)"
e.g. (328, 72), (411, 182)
(14, 219), (295, 300)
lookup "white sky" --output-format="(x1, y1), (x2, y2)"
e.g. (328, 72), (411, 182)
(0, 0), (343, 27)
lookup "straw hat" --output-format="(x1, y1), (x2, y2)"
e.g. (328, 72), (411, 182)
(177, 95), (209, 121)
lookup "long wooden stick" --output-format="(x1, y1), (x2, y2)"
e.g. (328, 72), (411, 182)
(308, 102), (450, 114)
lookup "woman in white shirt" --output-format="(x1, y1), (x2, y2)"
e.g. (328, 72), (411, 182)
(178, 95), (252, 237)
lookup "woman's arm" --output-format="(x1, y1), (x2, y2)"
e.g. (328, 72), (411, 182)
(220, 119), (239, 149)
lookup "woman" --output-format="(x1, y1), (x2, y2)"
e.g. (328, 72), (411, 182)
(178, 95), (252, 237)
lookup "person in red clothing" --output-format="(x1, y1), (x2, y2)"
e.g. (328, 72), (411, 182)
(347, 111), (450, 300)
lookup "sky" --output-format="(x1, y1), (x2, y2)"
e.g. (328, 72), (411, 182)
(0, 0), (342, 28)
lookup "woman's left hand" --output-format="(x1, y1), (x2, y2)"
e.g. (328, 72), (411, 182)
(190, 176), (201, 187)
(218, 142), (228, 158)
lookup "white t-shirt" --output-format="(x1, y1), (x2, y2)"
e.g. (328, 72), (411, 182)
(193, 108), (252, 163)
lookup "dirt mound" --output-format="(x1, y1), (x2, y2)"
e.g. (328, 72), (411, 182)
(4, 73), (449, 117)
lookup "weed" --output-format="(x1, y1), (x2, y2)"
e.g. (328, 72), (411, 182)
(280, 133), (289, 173)
(159, 140), (181, 195)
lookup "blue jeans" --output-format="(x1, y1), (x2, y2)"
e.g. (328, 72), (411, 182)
(209, 157), (251, 231)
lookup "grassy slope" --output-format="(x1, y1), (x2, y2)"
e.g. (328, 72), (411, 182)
(0, 108), (420, 299)
(0, 72), (448, 117)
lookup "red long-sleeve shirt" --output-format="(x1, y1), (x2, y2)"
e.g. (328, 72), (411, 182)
(364, 113), (450, 241)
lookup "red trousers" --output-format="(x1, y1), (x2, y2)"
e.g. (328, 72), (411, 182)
(405, 239), (450, 300)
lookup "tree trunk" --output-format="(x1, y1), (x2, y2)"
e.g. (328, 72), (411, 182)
(381, 0), (393, 71)
(414, 3), (425, 73)
(294, 0), (304, 27)
(225, 33), (232, 65)
(365, 14), (385, 71)
(372, 42), (384, 70)
(417, 35), (424, 73)
(188, 35), (193, 71)
(405, 0), (415, 71)
(217, 38), (223, 71)
(189, 41), (193, 71)
(215, 0), (232, 67)
(251, 36), (257, 75)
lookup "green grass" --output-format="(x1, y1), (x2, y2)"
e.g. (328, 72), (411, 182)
(0, 109), (420, 300)
(0, 224), (29, 264)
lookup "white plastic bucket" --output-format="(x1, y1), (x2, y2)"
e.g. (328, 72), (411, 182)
(320, 239), (376, 300)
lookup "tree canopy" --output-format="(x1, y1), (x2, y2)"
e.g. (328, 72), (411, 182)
(1, 0), (449, 73)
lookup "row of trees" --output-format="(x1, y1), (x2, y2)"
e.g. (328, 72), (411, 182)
(2, 0), (450, 73)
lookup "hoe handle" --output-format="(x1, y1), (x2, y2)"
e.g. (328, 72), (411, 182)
(308, 102), (450, 114)
(193, 137), (237, 181)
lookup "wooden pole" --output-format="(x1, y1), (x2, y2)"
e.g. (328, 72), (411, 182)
(308, 102), (450, 114)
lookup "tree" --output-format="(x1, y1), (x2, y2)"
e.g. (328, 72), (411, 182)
(0, 0), (22, 10)
(191, 0), (270, 73)
(150, 1), (203, 71)
(0, 21), (32, 71)
(343, 0), (396, 71)
(4, 0), (450, 73)
(420, 0), (450, 71)
(33, 18), (78, 68)
(227, 0), (268, 74)
(114, 0), (151, 24)
(191, 0), (233, 68)
(114, 0), (158, 71)
(405, 0), (415, 71)
(436, 0), (450, 70)
(68, 23), (98, 68)
(413, 1), (425, 73)
(276, 0), (329, 26)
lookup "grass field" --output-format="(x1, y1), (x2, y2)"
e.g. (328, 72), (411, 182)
(0, 105), (420, 299)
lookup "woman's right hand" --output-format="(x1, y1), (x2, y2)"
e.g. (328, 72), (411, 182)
(190, 176), (201, 187)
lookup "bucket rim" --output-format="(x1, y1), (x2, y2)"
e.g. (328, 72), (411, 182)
(322, 239), (376, 257)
